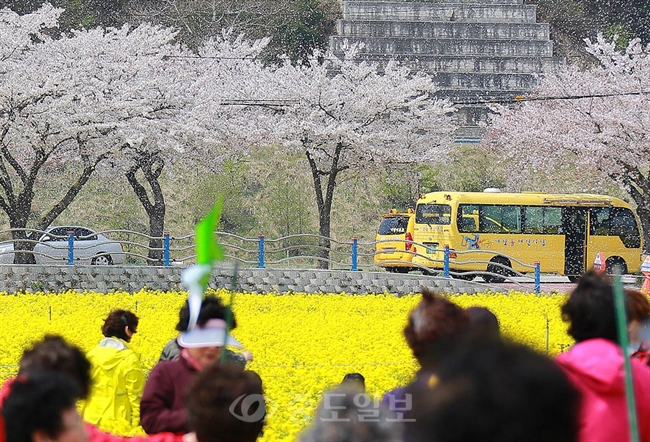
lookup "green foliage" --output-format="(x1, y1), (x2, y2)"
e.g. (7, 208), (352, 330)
(441, 144), (507, 192)
(269, 0), (340, 63)
(377, 164), (443, 211)
(605, 24), (633, 51)
(532, 0), (650, 59)
(187, 160), (260, 237)
(262, 175), (313, 237)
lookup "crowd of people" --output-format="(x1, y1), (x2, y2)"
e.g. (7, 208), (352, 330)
(1, 270), (649, 442)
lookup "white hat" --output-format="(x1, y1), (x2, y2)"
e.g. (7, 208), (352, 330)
(178, 319), (243, 349)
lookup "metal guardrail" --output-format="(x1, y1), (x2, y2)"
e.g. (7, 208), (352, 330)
(0, 228), (545, 292)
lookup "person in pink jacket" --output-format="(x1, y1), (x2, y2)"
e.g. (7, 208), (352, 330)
(556, 270), (650, 442)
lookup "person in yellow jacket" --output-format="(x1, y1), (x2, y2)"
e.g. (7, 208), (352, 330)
(81, 309), (144, 434)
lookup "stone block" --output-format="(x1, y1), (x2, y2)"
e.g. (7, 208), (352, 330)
(338, 20), (549, 40)
(342, 2), (538, 23)
(330, 37), (553, 57)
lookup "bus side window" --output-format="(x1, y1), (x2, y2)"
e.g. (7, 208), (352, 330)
(543, 207), (562, 234)
(502, 206), (521, 233)
(481, 206), (502, 233)
(459, 216), (477, 232)
(458, 205), (479, 233)
(524, 207), (543, 234)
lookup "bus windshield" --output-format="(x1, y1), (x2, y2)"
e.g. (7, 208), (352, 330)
(416, 204), (451, 225)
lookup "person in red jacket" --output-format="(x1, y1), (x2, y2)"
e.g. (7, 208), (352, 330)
(556, 270), (650, 442)
(0, 335), (183, 442)
(3, 371), (89, 442)
(140, 317), (244, 434)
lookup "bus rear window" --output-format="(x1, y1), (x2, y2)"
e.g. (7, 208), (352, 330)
(378, 216), (410, 235)
(416, 204), (451, 225)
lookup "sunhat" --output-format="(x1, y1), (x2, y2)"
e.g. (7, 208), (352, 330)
(178, 318), (243, 349)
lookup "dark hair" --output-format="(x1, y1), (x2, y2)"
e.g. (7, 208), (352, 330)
(466, 307), (500, 338)
(341, 373), (365, 391)
(407, 339), (579, 442)
(3, 371), (82, 442)
(403, 288), (469, 363)
(626, 289), (650, 322)
(175, 295), (237, 332)
(186, 364), (264, 442)
(561, 270), (618, 343)
(18, 335), (91, 399)
(299, 386), (401, 442)
(101, 309), (139, 341)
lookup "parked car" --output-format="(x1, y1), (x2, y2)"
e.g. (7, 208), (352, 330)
(0, 226), (125, 265)
(374, 209), (416, 273)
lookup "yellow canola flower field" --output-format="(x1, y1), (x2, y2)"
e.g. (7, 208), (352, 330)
(0, 289), (573, 441)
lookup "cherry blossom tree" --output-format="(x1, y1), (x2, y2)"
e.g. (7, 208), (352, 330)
(114, 31), (274, 264)
(0, 5), (184, 263)
(270, 47), (456, 268)
(483, 35), (650, 251)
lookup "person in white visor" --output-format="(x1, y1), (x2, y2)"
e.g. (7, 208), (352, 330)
(140, 297), (251, 435)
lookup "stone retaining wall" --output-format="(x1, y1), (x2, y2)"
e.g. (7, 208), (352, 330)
(0, 265), (493, 296)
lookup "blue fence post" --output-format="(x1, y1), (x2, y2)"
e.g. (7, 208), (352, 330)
(351, 237), (358, 271)
(444, 245), (450, 278)
(535, 261), (541, 294)
(67, 231), (75, 265)
(163, 233), (170, 266)
(257, 235), (265, 269)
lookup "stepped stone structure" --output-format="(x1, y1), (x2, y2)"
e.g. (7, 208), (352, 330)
(330, 0), (563, 128)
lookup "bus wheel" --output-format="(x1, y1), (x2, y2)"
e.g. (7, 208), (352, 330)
(606, 258), (627, 276)
(483, 257), (511, 283)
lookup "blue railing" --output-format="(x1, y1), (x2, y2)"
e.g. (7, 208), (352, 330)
(0, 228), (547, 291)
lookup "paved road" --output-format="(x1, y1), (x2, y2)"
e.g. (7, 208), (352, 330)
(466, 275), (643, 294)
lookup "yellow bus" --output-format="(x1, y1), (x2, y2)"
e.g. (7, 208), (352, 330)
(411, 191), (644, 282)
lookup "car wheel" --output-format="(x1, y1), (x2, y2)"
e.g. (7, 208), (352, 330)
(483, 257), (511, 283)
(92, 254), (113, 266)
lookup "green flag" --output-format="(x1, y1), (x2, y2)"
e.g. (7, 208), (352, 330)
(181, 199), (225, 331)
(195, 199), (225, 265)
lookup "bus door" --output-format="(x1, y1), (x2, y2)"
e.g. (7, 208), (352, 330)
(563, 207), (587, 276)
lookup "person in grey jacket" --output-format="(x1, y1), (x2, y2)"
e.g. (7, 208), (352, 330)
(158, 295), (252, 366)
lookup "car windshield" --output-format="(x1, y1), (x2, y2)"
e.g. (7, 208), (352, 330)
(378, 216), (410, 235)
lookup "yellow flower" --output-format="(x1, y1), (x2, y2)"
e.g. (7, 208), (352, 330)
(0, 288), (573, 441)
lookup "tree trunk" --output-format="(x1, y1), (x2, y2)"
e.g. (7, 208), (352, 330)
(306, 143), (346, 270)
(613, 165), (650, 254)
(125, 152), (166, 266)
(0, 143), (104, 264)
(10, 222), (36, 265)
(638, 205), (650, 255)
